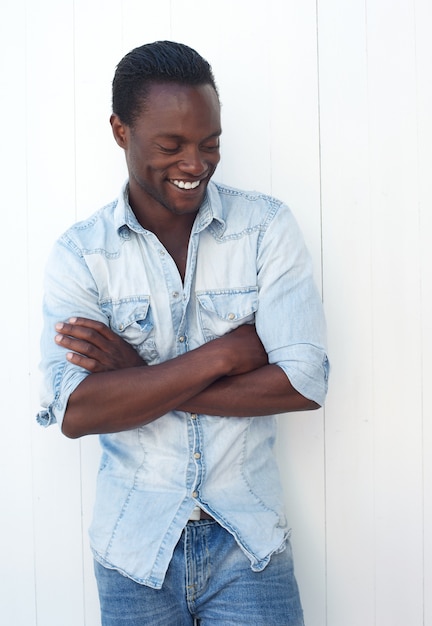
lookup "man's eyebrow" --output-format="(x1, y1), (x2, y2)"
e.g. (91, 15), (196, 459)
(156, 130), (222, 140)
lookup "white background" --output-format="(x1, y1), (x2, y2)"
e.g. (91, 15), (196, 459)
(1, 1), (431, 625)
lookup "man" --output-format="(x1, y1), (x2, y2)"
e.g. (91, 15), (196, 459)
(38, 41), (328, 625)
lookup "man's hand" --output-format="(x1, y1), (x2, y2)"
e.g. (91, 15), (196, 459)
(55, 317), (144, 372)
(214, 324), (268, 376)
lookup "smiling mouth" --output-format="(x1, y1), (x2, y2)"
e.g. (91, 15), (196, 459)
(170, 179), (202, 190)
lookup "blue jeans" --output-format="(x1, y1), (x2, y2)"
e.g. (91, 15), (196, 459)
(94, 520), (304, 625)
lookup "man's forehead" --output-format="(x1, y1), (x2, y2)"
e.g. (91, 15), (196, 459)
(138, 82), (221, 127)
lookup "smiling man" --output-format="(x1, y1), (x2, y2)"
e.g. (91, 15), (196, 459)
(38, 41), (329, 626)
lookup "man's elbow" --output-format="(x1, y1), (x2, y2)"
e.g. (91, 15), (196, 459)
(61, 409), (85, 439)
(290, 394), (321, 412)
(304, 398), (321, 411)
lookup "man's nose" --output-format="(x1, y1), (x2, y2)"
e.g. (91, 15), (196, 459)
(178, 146), (208, 176)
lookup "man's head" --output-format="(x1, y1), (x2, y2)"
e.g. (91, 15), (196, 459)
(112, 41), (218, 127)
(110, 42), (221, 222)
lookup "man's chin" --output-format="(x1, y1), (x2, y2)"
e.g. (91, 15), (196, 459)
(167, 185), (208, 214)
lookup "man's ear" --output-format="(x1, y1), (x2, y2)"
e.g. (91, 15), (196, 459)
(110, 114), (129, 148)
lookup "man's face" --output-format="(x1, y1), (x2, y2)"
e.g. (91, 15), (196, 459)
(112, 82), (221, 221)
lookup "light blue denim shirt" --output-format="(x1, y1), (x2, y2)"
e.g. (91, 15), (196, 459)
(38, 181), (329, 588)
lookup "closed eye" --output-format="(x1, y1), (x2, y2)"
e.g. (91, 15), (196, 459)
(201, 142), (220, 152)
(157, 144), (181, 154)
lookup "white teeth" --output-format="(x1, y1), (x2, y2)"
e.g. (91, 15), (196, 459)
(172, 180), (201, 190)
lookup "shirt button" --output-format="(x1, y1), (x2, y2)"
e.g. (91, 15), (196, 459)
(194, 452), (201, 459)
(192, 491), (198, 498)
(172, 291), (179, 298)
(191, 413), (197, 420)
(179, 336), (186, 343)
(228, 313), (235, 320)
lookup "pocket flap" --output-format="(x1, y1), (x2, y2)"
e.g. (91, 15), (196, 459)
(196, 287), (258, 322)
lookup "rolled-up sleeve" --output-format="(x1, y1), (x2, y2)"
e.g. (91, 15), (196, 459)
(37, 235), (106, 428)
(256, 204), (329, 406)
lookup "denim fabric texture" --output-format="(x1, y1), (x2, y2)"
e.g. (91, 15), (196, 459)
(94, 521), (305, 625)
(37, 181), (328, 588)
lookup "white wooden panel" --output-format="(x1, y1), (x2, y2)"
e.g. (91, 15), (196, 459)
(318, 2), (375, 624)
(415, 2), (432, 624)
(120, 0), (172, 51)
(366, 2), (424, 624)
(0, 3), (37, 625)
(73, 0), (125, 219)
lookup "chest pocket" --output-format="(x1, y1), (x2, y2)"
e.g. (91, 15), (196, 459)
(196, 287), (258, 341)
(100, 296), (158, 362)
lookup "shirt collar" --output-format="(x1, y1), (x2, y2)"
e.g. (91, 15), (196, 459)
(112, 180), (227, 238)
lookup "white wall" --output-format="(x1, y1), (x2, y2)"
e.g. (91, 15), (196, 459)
(1, 1), (430, 624)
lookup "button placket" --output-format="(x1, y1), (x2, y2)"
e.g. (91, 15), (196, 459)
(189, 412), (204, 501)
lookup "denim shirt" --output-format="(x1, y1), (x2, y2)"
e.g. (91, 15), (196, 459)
(37, 181), (329, 588)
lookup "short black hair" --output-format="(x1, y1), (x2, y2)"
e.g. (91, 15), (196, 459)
(112, 41), (218, 127)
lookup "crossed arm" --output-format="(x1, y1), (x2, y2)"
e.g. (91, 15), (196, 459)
(55, 317), (318, 438)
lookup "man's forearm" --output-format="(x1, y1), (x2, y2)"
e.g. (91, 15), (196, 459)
(178, 364), (319, 417)
(62, 350), (224, 438)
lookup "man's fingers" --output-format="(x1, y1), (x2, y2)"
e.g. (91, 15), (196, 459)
(68, 317), (108, 331)
(55, 321), (113, 348)
(65, 350), (103, 372)
(56, 317), (116, 341)
(55, 333), (104, 360)
(55, 318), (145, 370)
